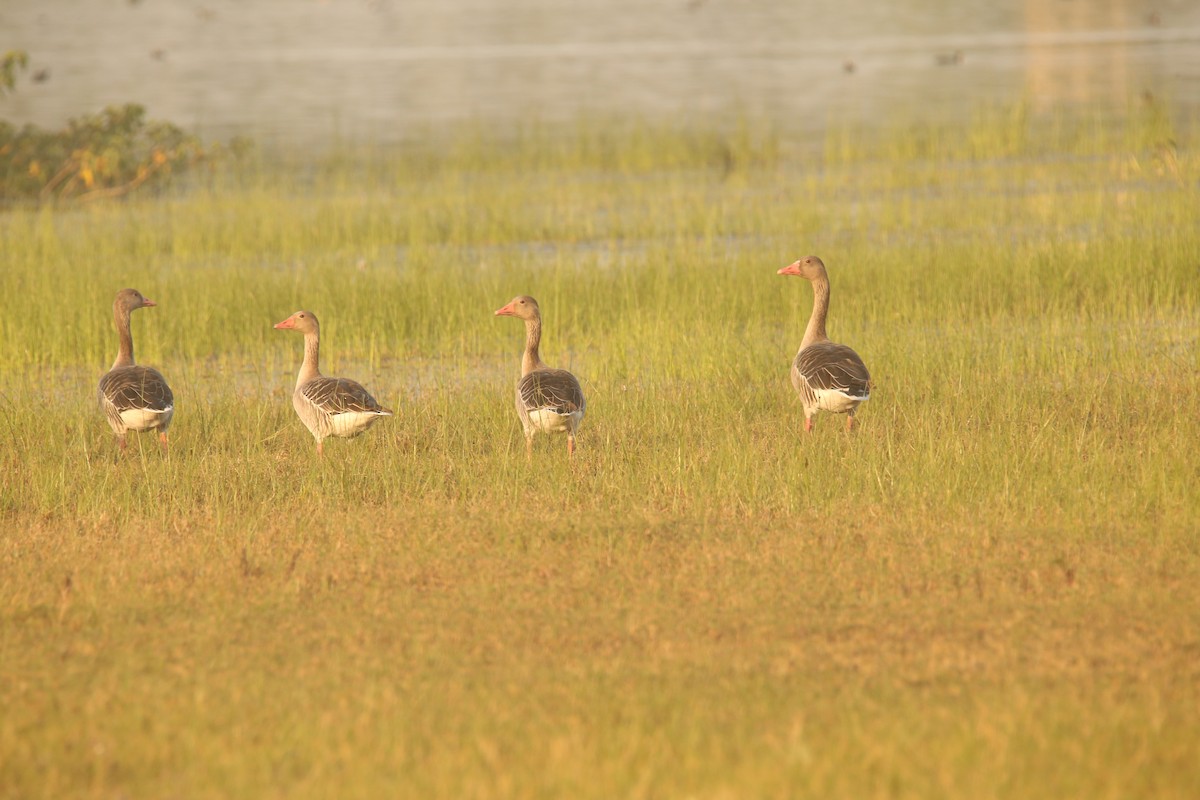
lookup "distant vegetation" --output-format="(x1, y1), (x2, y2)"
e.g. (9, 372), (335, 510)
(0, 102), (251, 204)
(0, 49), (28, 96)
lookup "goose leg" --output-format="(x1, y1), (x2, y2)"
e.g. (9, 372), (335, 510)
(158, 431), (170, 454)
(525, 435), (534, 463)
(568, 434), (576, 459)
(118, 435), (128, 452)
(316, 440), (325, 457)
(846, 414), (855, 433)
(804, 416), (814, 433)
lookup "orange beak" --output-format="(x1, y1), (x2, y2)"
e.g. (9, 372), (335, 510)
(273, 316), (296, 329)
(778, 261), (802, 276)
(142, 298), (158, 307)
(494, 302), (516, 316)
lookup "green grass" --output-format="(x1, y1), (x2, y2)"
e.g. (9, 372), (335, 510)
(1, 104), (1199, 798)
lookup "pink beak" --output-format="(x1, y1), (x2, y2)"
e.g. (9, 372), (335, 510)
(494, 302), (516, 316)
(778, 261), (802, 276)
(273, 317), (295, 329)
(142, 298), (158, 307)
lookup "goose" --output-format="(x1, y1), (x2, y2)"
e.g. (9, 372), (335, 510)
(778, 256), (871, 432)
(273, 311), (392, 454)
(494, 296), (586, 460)
(98, 288), (174, 452)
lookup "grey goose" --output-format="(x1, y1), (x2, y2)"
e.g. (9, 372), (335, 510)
(778, 256), (872, 432)
(494, 296), (586, 460)
(273, 310), (392, 455)
(98, 288), (174, 452)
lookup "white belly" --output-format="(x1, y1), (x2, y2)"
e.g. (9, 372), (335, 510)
(526, 408), (583, 434)
(119, 406), (173, 431)
(328, 411), (383, 438)
(814, 389), (866, 414)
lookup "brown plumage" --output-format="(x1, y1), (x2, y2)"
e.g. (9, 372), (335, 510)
(517, 369), (585, 418)
(97, 288), (174, 452)
(793, 343), (871, 398)
(300, 376), (386, 415)
(495, 295), (586, 460)
(778, 256), (871, 432)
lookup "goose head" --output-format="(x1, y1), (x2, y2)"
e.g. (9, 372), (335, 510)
(274, 310), (320, 335)
(494, 295), (541, 322)
(114, 288), (157, 313)
(778, 256), (828, 281)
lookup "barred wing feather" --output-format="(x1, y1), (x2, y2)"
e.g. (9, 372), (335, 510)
(793, 343), (871, 398)
(301, 377), (391, 415)
(99, 366), (174, 412)
(518, 369), (585, 415)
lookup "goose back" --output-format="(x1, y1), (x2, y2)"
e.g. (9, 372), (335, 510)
(295, 376), (392, 441)
(516, 368), (585, 434)
(791, 342), (871, 415)
(98, 365), (175, 434)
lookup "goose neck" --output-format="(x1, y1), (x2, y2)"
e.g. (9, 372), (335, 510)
(112, 304), (135, 369)
(296, 330), (322, 387)
(800, 276), (831, 350)
(521, 316), (548, 377)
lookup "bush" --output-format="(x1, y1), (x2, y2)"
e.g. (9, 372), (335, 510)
(0, 103), (244, 204)
(1, 50), (28, 96)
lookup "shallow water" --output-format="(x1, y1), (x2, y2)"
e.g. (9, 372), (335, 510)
(3, 0), (1199, 148)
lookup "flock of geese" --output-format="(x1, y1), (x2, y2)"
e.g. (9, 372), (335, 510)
(98, 256), (872, 458)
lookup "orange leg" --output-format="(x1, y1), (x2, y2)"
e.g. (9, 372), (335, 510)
(316, 440), (325, 457)
(846, 415), (855, 433)
(568, 435), (576, 459)
(525, 437), (533, 463)
(159, 431), (170, 454)
(804, 416), (814, 433)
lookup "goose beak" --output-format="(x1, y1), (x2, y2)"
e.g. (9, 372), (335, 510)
(273, 317), (295, 329)
(142, 298), (158, 307)
(778, 261), (801, 276)
(494, 302), (515, 316)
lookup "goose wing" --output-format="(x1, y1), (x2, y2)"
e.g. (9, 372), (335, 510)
(301, 376), (391, 415)
(99, 366), (174, 412)
(794, 342), (871, 398)
(518, 368), (585, 414)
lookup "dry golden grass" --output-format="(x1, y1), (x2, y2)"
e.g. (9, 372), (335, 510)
(4, 507), (1199, 798)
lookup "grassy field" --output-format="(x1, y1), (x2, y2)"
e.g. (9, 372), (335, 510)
(1, 103), (1199, 798)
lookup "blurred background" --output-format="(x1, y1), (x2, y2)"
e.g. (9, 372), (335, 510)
(3, 0), (1199, 150)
